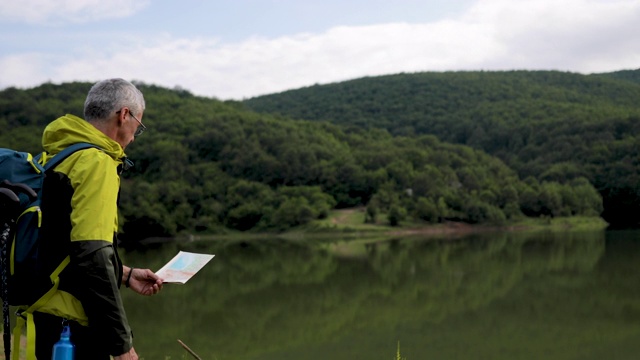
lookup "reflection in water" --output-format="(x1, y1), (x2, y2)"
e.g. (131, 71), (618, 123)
(120, 230), (640, 360)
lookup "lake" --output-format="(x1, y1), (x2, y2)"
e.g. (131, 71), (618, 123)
(120, 229), (640, 360)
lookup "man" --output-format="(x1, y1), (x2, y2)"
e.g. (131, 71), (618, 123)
(34, 78), (163, 360)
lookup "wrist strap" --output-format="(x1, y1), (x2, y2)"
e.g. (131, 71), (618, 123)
(125, 268), (134, 288)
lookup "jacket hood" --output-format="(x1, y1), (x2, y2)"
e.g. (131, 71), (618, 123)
(42, 114), (125, 160)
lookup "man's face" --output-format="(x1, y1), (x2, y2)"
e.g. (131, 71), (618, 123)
(115, 108), (145, 149)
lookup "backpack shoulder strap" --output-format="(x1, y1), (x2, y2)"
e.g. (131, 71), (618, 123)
(41, 143), (102, 172)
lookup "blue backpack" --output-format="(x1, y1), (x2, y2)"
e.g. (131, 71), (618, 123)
(0, 142), (99, 360)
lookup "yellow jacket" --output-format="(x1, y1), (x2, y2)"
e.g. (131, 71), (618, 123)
(39, 114), (133, 355)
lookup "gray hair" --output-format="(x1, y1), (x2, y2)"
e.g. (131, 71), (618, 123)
(83, 78), (145, 122)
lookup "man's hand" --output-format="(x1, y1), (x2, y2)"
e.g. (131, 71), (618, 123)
(126, 267), (164, 296)
(114, 347), (139, 360)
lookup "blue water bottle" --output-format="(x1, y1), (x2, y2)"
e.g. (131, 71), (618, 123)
(52, 325), (74, 360)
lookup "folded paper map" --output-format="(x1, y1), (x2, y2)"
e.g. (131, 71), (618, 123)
(156, 251), (215, 284)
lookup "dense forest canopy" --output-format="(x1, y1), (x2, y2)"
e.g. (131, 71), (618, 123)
(0, 80), (604, 240)
(244, 69), (640, 227)
(598, 69), (640, 85)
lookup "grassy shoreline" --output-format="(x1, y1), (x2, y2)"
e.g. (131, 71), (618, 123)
(157, 209), (609, 245)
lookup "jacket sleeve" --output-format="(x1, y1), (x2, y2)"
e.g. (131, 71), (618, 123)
(66, 149), (132, 355)
(70, 241), (133, 355)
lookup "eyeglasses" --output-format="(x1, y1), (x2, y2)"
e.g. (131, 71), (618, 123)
(116, 109), (147, 137)
(129, 112), (146, 137)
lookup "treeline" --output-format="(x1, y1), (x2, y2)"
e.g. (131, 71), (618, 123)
(244, 69), (640, 227)
(0, 82), (602, 240)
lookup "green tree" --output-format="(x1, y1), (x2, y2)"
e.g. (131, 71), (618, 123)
(365, 203), (378, 224)
(272, 197), (316, 229)
(414, 197), (440, 223)
(387, 205), (407, 226)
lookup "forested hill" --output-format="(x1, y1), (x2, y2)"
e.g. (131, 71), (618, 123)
(599, 69), (640, 85)
(1, 82), (602, 240)
(243, 70), (640, 227)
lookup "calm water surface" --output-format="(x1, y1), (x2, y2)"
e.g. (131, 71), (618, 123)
(121, 230), (640, 360)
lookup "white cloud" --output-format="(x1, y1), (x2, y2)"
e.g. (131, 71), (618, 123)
(1, 0), (639, 99)
(0, 53), (55, 87)
(464, 0), (640, 72)
(0, 0), (150, 24)
(20, 21), (503, 99)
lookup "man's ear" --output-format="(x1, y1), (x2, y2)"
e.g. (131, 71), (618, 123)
(116, 108), (128, 126)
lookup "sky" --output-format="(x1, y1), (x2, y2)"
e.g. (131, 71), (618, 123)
(1, 0), (639, 100)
